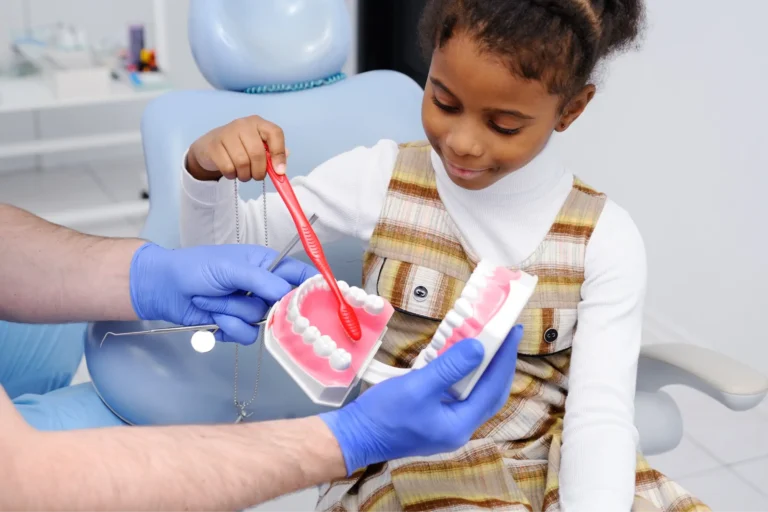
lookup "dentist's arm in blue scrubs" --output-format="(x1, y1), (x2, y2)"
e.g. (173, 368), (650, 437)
(0, 203), (522, 511)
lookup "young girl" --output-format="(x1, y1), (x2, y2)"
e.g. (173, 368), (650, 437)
(179, 1), (709, 510)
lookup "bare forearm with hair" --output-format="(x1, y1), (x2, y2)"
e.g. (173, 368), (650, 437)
(2, 397), (345, 510)
(0, 203), (143, 323)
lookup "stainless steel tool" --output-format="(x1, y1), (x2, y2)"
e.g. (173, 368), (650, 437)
(99, 214), (318, 345)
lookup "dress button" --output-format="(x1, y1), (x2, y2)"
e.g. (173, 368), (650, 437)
(413, 285), (429, 302)
(544, 328), (558, 343)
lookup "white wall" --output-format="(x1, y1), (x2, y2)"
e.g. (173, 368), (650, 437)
(343, 0), (358, 76)
(553, 0), (768, 373)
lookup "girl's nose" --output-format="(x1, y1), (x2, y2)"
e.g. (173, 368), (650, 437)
(445, 128), (483, 158)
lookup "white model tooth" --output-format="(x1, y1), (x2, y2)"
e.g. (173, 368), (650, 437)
(445, 310), (463, 328)
(454, 297), (474, 318)
(313, 335), (336, 357)
(364, 295), (385, 315)
(431, 332), (446, 351)
(302, 326), (320, 345)
(476, 260), (495, 276)
(337, 280), (350, 294)
(292, 316), (310, 335)
(329, 349), (352, 371)
(287, 302), (299, 322)
(423, 346), (438, 363)
(347, 287), (366, 307)
(438, 322), (453, 338)
(468, 273), (487, 290)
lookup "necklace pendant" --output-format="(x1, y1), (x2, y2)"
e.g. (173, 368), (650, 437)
(235, 406), (253, 424)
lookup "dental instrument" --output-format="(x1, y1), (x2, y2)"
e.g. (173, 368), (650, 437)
(98, 213), (318, 347)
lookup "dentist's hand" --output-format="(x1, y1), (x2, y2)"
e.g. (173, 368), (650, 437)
(321, 325), (523, 474)
(129, 242), (317, 344)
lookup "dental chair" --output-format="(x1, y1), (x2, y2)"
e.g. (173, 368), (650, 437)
(10, 0), (765, 458)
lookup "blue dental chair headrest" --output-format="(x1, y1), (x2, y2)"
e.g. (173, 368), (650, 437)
(188, 0), (351, 92)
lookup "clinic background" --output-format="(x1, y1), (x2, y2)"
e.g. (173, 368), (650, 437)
(0, 0), (766, 509)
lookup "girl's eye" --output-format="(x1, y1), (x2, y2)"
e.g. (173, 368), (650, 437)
(431, 94), (520, 135)
(490, 122), (520, 136)
(432, 95), (459, 113)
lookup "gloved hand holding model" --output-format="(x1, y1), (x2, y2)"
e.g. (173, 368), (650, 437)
(0, 203), (522, 511)
(323, 325), (522, 474)
(129, 242), (317, 344)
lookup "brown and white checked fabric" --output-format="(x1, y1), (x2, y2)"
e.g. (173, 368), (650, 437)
(315, 141), (710, 512)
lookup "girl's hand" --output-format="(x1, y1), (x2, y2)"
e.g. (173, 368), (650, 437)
(186, 115), (288, 182)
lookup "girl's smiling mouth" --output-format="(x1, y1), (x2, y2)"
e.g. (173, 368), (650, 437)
(443, 158), (493, 181)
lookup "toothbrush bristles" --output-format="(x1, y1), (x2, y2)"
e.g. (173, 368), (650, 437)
(339, 303), (362, 342)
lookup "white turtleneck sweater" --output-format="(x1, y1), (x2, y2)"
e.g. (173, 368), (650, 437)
(180, 139), (646, 512)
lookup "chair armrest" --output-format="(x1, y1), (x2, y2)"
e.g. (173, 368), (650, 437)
(637, 343), (768, 411)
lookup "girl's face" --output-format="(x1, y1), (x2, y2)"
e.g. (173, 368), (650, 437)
(422, 32), (593, 191)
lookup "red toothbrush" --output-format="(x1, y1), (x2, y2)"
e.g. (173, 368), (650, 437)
(262, 142), (362, 341)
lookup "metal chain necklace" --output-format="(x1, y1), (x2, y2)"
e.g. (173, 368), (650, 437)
(232, 178), (268, 423)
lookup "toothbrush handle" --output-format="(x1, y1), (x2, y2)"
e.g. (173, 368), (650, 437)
(263, 144), (362, 341)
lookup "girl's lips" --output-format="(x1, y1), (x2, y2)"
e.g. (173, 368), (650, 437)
(444, 160), (491, 181)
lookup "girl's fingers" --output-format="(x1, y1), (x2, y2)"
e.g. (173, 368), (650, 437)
(239, 130), (267, 181)
(221, 133), (252, 182)
(256, 120), (288, 174)
(213, 139), (237, 180)
(194, 143), (222, 173)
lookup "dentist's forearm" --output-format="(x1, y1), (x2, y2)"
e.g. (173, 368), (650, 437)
(0, 203), (143, 323)
(3, 398), (346, 511)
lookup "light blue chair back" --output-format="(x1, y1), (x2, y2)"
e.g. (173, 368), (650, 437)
(84, 70), (426, 425)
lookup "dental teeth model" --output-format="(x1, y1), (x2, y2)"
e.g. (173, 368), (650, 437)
(264, 274), (396, 407)
(412, 259), (538, 400)
(265, 262), (537, 406)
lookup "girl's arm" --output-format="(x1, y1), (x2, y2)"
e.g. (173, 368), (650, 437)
(558, 200), (647, 512)
(179, 139), (400, 252)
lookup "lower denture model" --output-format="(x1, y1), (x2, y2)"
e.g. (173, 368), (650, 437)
(264, 275), (401, 407)
(411, 259), (538, 400)
(265, 259), (537, 407)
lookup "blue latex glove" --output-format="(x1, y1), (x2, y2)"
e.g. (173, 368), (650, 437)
(321, 325), (523, 474)
(129, 242), (318, 344)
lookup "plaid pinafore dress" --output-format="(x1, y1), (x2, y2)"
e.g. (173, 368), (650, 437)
(316, 141), (709, 512)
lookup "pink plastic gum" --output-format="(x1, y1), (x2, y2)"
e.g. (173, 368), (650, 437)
(264, 274), (394, 407)
(412, 259), (538, 400)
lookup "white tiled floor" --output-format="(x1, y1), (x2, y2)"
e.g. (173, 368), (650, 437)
(3, 158), (768, 511)
(644, 386), (768, 510)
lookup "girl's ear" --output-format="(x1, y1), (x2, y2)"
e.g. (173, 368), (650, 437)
(555, 85), (596, 132)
